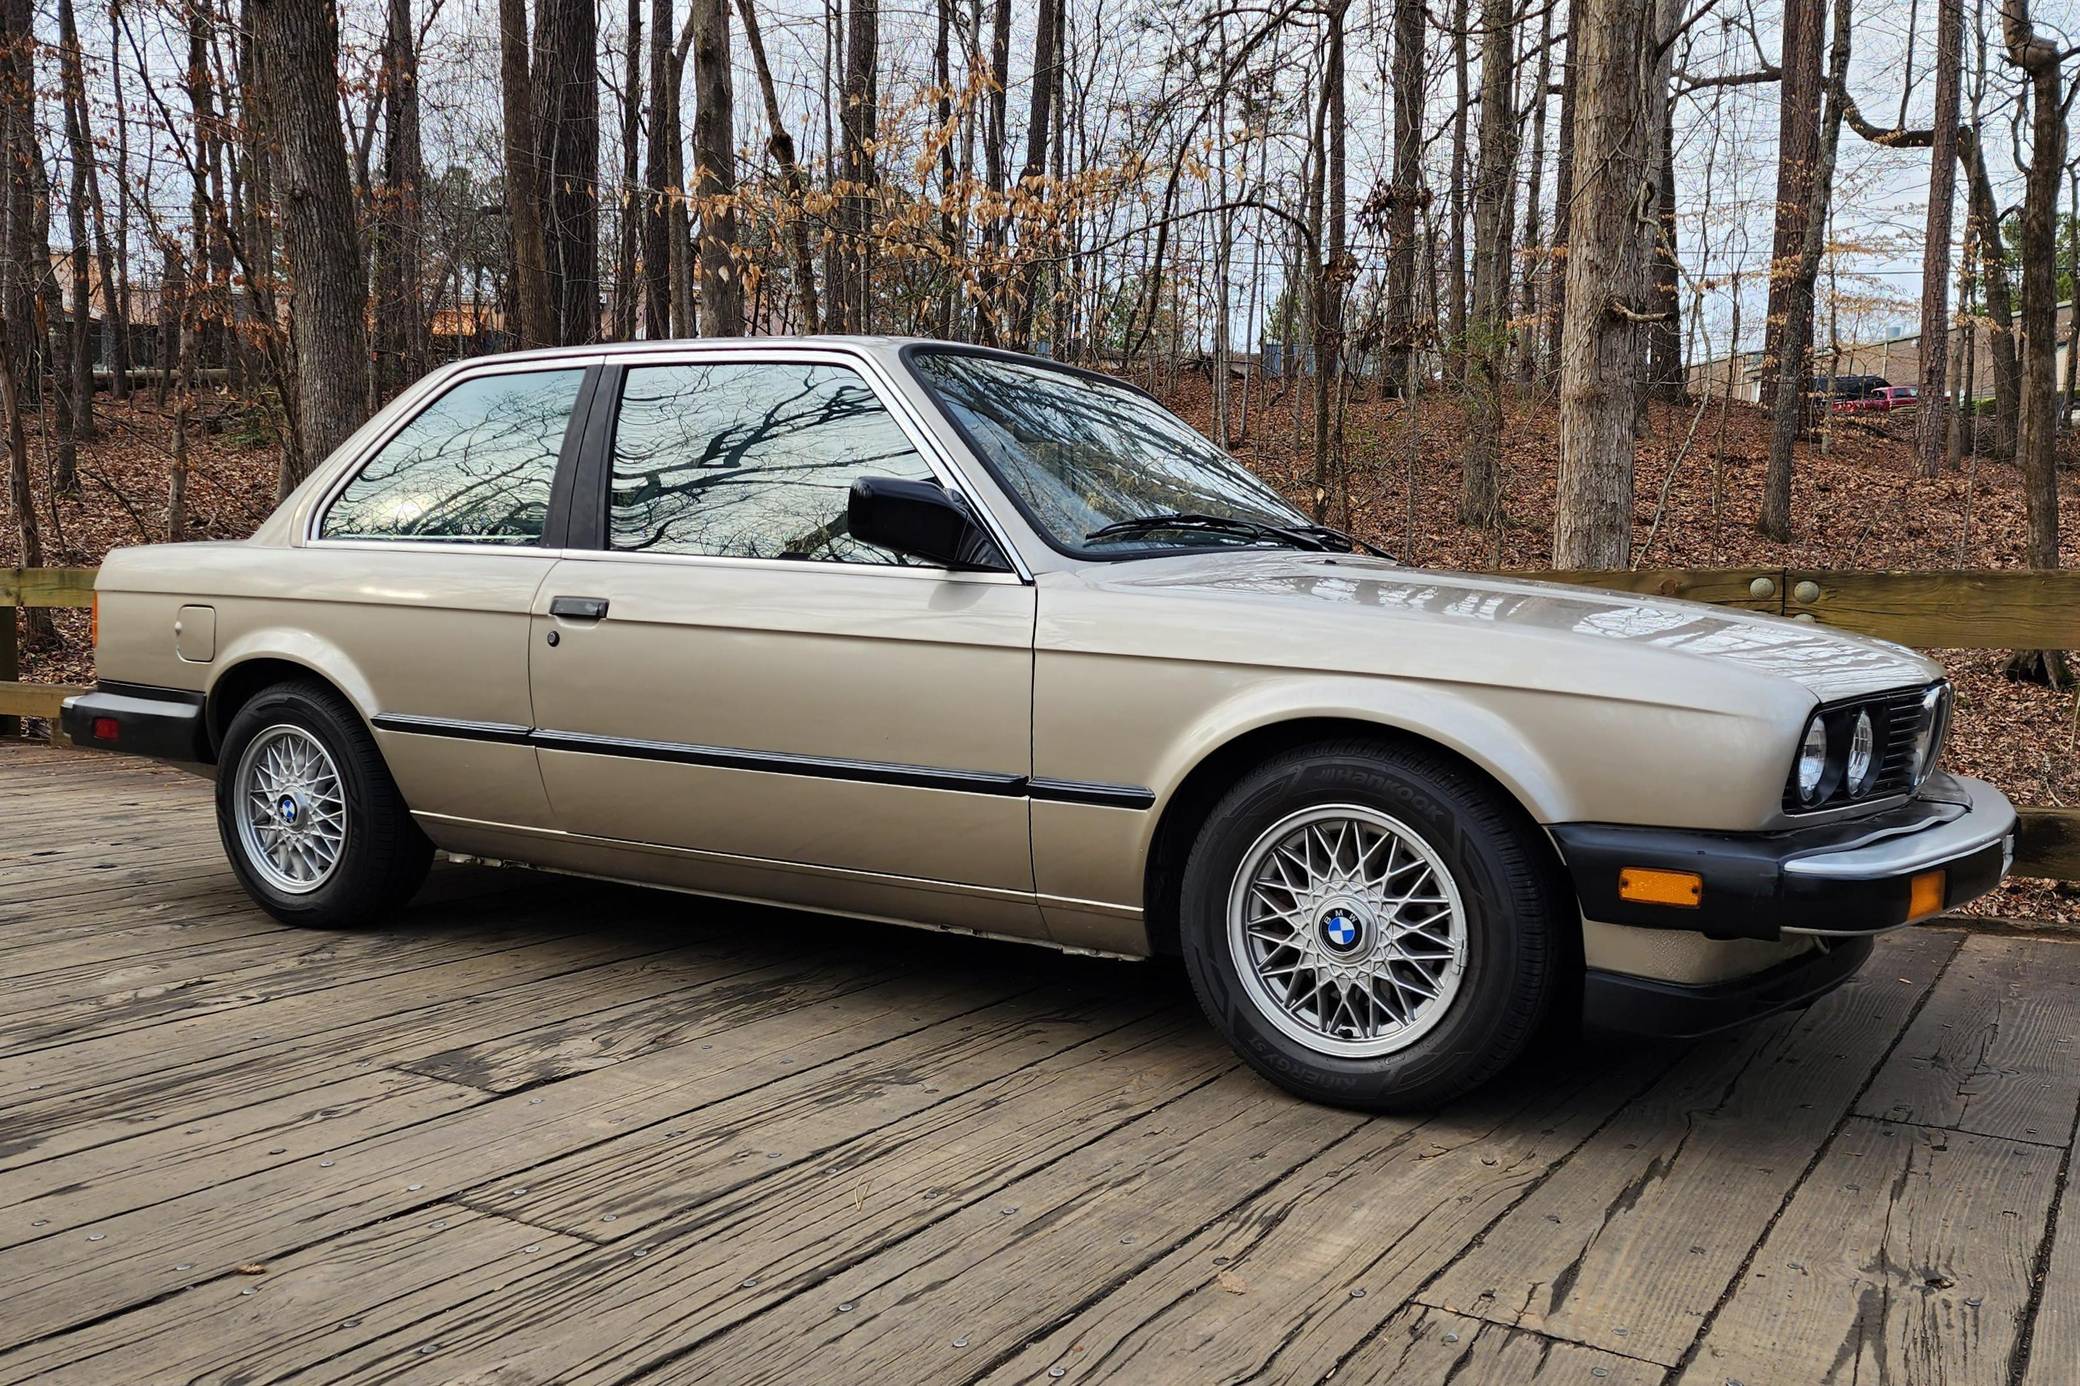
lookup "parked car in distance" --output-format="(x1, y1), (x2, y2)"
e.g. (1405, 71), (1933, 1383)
(1810, 373), (1890, 402)
(63, 338), (2019, 1111)
(1832, 384), (1918, 415)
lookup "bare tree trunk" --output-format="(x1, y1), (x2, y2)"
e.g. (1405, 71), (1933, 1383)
(1382, 0), (1423, 395)
(1543, 0), (1576, 385)
(1552, 0), (1658, 568)
(690, 0), (742, 334)
(1445, 0), (1470, 383)
(1515, 6), (1552, 386)
(1915, 0), (1963, 476)
(497, 0), (552, 346)
(1462, 0), (1516, 526)
(1644, 104), (1682, 400)
(838, 0), (882, 333)
(55, 0), (95, 457)
(1761, 0), (1851, 541)
(976, 0), (1010, 342)
(737, 0), (820, 333)
(372, 0), (424, 397)
(533, 0), (600, 343)
(613, 0), (643, 341)
(1760, 0), (1826, 409)
(102, 0), (133, 403)
(250, 0), (370, 482)
(1010, 0), (1060, 346)
(1998, 0), (2069, 683)
(1958, 131), (2019, 456)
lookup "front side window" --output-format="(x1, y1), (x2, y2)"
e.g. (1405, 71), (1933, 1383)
(909, 349), (1313, 558)
(608, 361), (936, 564)
(320, 368), (585, 545)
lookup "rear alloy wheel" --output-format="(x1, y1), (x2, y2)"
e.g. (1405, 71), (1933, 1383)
(215, 681), (431, 928)
(1180, 739), (1562, 1110)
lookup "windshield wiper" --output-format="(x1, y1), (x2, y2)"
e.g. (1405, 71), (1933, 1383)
(1084, 512), (1335, 552)
(1288, 522), (1396, 561)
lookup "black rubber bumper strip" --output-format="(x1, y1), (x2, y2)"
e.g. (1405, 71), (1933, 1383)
(1582, 934), (1874, 1040)
(60, 683), (210, 763)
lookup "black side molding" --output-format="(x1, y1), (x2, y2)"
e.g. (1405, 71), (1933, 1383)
(61, 685), (211, 763)
(375, 713), (1154, 809)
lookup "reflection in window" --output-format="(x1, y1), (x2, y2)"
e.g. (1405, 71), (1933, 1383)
(321, 369), (583, 544)
(911, 351), (1308, 555)
(609, 362), (934, 563)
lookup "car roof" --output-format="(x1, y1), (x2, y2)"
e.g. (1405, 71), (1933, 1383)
(441, 335), (942, 371)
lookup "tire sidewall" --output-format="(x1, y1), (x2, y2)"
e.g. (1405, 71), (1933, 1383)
(1180, 749), (1545, 1109)
(215, 685), (386, 925)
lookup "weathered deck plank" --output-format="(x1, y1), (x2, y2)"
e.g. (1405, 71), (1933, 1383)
(1675, 1117), (2062, 1386)
(1334, 1305), (1665, 1385)
(1858, 930), (2080, 1146)
(1421, 926), (1960, 1365)
(1, 741), (2074, 1385)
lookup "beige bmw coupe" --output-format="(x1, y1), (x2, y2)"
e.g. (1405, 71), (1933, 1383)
(64, 338), (2016, 1109)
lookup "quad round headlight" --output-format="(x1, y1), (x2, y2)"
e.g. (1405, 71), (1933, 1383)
(1845, 708), (1877, 796)
(1795, 716), (1829, 804)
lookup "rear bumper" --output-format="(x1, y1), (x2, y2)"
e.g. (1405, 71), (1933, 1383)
(59, 682), (210, 763)
(1550, 772), (2015, 943)
(1584, 935), (1873, 1039)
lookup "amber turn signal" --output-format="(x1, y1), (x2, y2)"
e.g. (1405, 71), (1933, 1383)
(1618, 867), (1703, 908)
(1908, 869), (1946, 921)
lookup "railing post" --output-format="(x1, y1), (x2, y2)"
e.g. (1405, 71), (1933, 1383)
(0, 580), (16, 739)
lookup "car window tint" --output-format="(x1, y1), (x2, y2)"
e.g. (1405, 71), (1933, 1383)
(608, 361), (935, 563)
(321, 369), (584, 545)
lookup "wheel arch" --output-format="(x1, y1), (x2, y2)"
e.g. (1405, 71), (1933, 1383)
(1139, 715), (1574, 961)
(204, 648), (376, 756)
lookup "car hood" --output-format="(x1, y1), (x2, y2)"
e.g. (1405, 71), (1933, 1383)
(1071, 550), (1938, 703)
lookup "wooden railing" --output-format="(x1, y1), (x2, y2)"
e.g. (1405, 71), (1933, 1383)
(5, 563), (2078, 879)
(0, 566), (95, 738)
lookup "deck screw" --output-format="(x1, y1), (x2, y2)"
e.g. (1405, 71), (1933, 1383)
(240, 1288), (254, 1297)
(601, 1214), (617, 1222)
(1000, 1207), (1019, 1216)
(1443, 1332), (1459, 1344)
(176, 1263), (193, 1271)
(524, 1245), (540, 1253)
(30, 1219), (47, 1227)
(1120, 1235), (1135, 1245)
(320, 1160), (334, 1168)
(633, 1248), (649, 1258)
(1592, 1370), (1609, 1380)
(1349, 1288), (1366, 1299)
(742, 1277), (759, 1288)
(512, 1188), (528, 1196)
(1967, 1296), (1983, 1307)
(1050, 1368), (1067, 1378)
(432, 1221), (448, 1230)
(407, 1184), (424, 1192)
(838, 1303), (855, 1313)
(953, 1336), (970, 1349)
(340, 1319), (361, 1328)
(269, 1148), (287, 1155)
(86, 1233), (104, 1242)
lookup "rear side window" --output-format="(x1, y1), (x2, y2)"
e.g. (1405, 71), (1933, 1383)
(607, 361), (936, 564)
(320, 369), (586, 545)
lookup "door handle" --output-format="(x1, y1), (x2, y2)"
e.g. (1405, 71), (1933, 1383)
(549, 595), (610, 621)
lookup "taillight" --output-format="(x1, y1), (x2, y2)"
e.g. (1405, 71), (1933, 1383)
(92, 716), (119, 742)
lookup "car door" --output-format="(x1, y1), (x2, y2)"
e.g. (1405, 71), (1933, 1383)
(299, 358), (598, 832)
(526, 349), (1043, 934)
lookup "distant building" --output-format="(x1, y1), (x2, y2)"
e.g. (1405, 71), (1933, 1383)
(1688, 302), (2075, 402)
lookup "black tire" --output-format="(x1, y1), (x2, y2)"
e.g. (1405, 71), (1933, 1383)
(214, 680), (432, 928)
(1178, 737), (1563, 1111)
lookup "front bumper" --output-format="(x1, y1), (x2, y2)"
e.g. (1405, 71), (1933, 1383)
(1584, 935), (1873, 1039)
(1550, 771), (2016, 943)
(60, 682), (210, 762)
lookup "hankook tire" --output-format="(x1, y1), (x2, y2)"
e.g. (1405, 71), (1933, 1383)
(1178, 738), (1563, 1110)
(215, 681), (432, 928)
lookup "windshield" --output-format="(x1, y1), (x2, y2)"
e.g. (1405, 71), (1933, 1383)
(909, 349), (1315, 558)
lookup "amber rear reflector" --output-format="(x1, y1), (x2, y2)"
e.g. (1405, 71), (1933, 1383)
(1618, 868), (1703, 908)
(1908, 869), (1946, 920)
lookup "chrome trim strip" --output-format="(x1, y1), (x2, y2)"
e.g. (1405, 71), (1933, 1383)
(1781, 774), (2017, 880)
(376, 713), (1153, 808)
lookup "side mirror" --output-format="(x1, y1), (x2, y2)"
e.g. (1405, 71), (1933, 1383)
(848, 477), (1010, 571)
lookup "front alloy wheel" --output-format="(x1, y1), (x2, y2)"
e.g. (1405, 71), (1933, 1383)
(1227, 805), (1469, 1058)
(1179, 737), (1563, 1111)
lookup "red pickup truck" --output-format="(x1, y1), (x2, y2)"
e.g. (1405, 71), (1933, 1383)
(1831, 385), (1918, 414)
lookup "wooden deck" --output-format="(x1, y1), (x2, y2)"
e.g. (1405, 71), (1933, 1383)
(2, 742), (2077, 1385)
